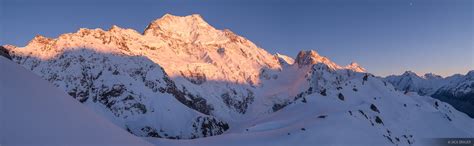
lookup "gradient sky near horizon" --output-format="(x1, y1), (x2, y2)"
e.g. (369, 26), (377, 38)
(1, 0), (472, 77)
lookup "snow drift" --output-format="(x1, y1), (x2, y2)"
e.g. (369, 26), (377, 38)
(0, 57), (153, 145)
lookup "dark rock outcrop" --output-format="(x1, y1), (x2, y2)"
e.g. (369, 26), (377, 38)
(0, 46), (12, 60)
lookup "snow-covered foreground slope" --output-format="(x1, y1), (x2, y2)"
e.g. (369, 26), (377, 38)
(0, 57), (152, 146)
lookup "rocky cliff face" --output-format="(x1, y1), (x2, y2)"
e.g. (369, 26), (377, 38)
(0, 46), (12, 60)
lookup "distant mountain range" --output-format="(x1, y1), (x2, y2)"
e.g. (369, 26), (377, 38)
(384, 70), (474, 118)
(1, 14), (473, 145)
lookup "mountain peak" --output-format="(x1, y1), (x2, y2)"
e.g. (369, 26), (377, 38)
(143, 14), (229, 45)
(109, 25), (124, 32)
(349, 62), (359, 66)
(402, 71), (418, 76)
(275, 53), (295, 65)
(143, 14), (213, 36)
(27, 35), (53, 47)
(345, 62), (366, 72)
(466, 70), (474, 77)
(295, 50), (341, 70)
(294, 50), (366, 72)
(295, 50), (322, 66)
(423, 73), (442, 79)
(157, 13), (208, 27)
(164, 13), (204, 21)
(32, 35), (51, 42)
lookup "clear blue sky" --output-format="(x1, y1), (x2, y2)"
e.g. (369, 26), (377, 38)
(1, 0), (472, 77)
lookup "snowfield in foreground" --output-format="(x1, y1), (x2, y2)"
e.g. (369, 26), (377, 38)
(0, 57), (152, 146)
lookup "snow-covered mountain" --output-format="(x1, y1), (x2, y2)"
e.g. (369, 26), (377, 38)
(431, 71), (474, 118)
(384, 71), (474, 118)
(4, 39), (231, 139)
(384, 71), (456, 96)
(0, 57), (153, 146)
(2, 14), (474, 145)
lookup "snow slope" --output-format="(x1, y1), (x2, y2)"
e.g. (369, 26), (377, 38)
(0, 57), (152, 146)
(3, 47), (230, 139)
(146, 62), (474, 146)
(384, 71), (474, 117)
